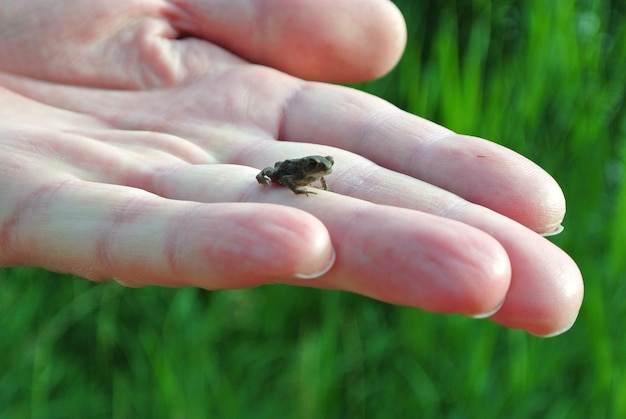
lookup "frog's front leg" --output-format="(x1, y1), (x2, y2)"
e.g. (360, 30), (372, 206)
(319, 177), (329, 191)
(281, 176), (316, 196)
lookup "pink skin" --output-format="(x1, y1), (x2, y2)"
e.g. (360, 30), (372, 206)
(0, 0), (582, 336)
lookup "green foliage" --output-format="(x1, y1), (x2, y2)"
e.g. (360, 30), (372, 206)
(2, 1), (625, 417)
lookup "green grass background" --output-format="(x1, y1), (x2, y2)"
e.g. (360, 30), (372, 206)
(2, 0), (626, 417)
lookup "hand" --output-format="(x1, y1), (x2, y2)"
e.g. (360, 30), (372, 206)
(0, 0), (582, 336)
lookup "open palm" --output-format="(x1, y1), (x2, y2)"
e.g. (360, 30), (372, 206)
(0, 0), (582, 336)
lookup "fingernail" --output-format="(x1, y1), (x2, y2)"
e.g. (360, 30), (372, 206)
(113, 277), (146, 288)
(294, 248), (336, 280)
(530, 320), (577, 338)
(540, 224), (564, 237)
(469, 297), (506, 319)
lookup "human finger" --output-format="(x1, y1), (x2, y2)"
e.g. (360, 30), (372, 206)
(280, 82), (566, 234)
(0, 177), (335, 287)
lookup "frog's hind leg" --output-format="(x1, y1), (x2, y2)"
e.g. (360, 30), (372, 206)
(256, 171), (271, 186)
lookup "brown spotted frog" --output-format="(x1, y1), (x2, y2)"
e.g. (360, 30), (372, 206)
(256, 155), (334, 195)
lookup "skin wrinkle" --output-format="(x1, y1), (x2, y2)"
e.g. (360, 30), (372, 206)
(336, 160), (391, 197)
(85, 130), (211, 166)
(305, 84), (377, 147)
(276, 80), (307, 142)
(403, 130), (453, 181)
(132, 19), (185, 87)
(227, 66), (302, 136)
(356, 105), (404, 154)
(335, 159), (464, 216)
(165, 202), (205, 283)
(8, 128), (164, 188)
(48, 133), (135, 180)
(0, 177), (77, 266)
(1, 88), (107, 131)
(361, 116), (419, 174)
(434, 198), (472, 226)
(162, 1), (201, 35)
(94, 193), (156, 277)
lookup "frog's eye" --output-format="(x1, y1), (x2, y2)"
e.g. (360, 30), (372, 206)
(307, 159), (318, 168)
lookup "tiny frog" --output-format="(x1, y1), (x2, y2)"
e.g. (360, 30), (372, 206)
(256, 155), (334, 196)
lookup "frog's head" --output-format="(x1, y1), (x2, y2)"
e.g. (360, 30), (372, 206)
(305, 155), (334, 175)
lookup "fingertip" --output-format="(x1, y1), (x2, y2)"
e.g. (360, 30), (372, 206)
(235, 204), (334, 283)
(446, 228), (512, 317)
(294, 247), (336, 280)
(372, 1), (408, 78)
(411, 214), (512, 316)
(340, 1), (408, 81)
(490, 246), (584, 337)
(259, 0), (407, 82)
(520, 162), (567, 234)
(529, 266), (584, 337)
(503, 154), (568, 234)
(137, 203), (334, 289)
(269, 208), (335, 281)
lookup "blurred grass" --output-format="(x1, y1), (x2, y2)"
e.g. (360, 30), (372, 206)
(1, 0), (626, 417)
